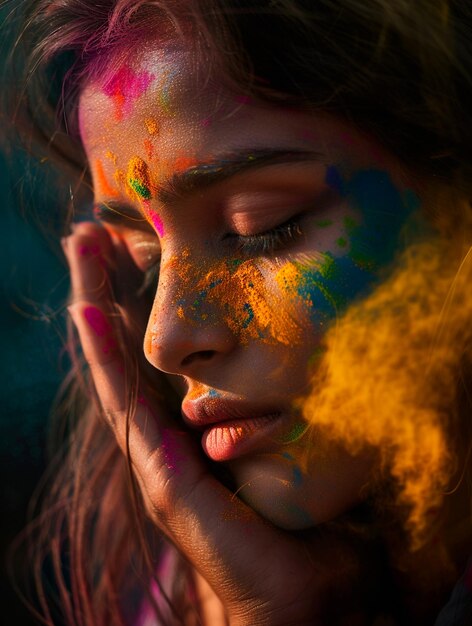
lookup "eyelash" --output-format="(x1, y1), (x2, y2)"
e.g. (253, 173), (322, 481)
(228, 215), (304, 255)
(137, 215), (304, 297)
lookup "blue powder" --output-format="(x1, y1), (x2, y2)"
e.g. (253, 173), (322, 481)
(242, 302), (254, 328)
(295, 167), (419, 325)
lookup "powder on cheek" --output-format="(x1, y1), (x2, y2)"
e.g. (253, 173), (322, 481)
(155, 254), (309, 346)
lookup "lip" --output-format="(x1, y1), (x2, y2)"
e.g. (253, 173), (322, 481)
(182, 396), (288, 461)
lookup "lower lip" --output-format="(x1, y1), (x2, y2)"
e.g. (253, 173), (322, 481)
(202, 413), (284, 461)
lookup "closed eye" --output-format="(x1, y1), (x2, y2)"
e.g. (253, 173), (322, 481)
(225, 215), (304, 256)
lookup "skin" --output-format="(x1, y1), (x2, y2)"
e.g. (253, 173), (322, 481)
(67, 41), (422, 623)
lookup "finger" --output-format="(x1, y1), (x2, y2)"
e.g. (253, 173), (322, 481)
(63, 221), (114, 305)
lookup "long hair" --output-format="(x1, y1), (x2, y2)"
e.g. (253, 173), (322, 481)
(4, 1), (472, 625)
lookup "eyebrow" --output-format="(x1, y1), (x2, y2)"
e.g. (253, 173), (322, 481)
(158, 148), (324, 205)
(94, 148), (324, 224)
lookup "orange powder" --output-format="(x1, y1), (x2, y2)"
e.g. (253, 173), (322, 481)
(144, 139), (154, 160)
(145, 117), (159, 135)
(173, 156), (199, 173)
(94, 158), (118, 197)
(126, 156), (153, 200)
(165, 253), (307, 346)
(105, 150), (118, 164)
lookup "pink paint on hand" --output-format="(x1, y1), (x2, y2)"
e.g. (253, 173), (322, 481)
(83, 306), (112, 337)
(79, 243), (101, 257)
(103, 66), (155, 120)
(235, 95), (252, 105)
(161, 428), (184, 474)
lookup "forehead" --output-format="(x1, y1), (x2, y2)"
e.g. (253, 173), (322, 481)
(78, 42), (397, 182)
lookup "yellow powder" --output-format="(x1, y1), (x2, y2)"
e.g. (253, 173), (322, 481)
(105, 150), (118, 164)
(144, 117), (159, 135)
(167, 253), (306, 346)
(301, 239), (472, 548)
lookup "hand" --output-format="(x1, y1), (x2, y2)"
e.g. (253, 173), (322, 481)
(63, 221), (379, 626)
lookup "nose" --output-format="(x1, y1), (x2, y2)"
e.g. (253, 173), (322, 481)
(144, 260), (237, 376)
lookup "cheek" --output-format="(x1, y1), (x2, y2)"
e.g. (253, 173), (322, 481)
(160, 254), (316, 348)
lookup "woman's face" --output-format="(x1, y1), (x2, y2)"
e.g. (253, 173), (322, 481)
(79, 43), (418, 528)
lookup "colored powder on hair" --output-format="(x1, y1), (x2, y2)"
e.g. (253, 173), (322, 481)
(94, 158), (118, 197)
(103, 66), (155, 121)
(127, 156), (152, 200)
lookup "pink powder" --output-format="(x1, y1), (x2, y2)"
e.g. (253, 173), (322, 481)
(79, 243), (100, 257)
(161, 428), (184, 474)
(83, 306), (111, 337)
(149, 209), (165, 237)
(103, 66), (155, 120)
(234, 94), (252, 105)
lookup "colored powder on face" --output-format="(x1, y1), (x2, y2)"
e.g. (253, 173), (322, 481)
(103, 66), (155, 121)
(144, 117), (159, 135)
(272, 166), (420, 324)
(168, 254), (306, 346)
(325, 165), (345, 195)
(280, 421), (309, 444)
(157, 68), (179, 117)
(127, 156), (152, 200)
(327, 167), (419, 273)
(173, 155), (199, 173)
(95, 158), (118, 197)
(147, 208), (164, 237)
(316, 219), (333, 228)
(143, 139), (154, 160)
(292, 465), (303, 487)
(105, 150), (117, 164)
(208, 388), (219, 398)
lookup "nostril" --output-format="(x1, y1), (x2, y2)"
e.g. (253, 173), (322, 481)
(181, 350), (216, 366)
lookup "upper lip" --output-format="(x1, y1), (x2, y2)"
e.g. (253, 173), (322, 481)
(181, 396), (282, 430)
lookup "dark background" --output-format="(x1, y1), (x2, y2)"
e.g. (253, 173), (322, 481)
(1, 142), (69, 623)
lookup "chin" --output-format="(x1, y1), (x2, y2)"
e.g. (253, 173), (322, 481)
(228, 455), (320, 530)
(228, 452), (369, 529)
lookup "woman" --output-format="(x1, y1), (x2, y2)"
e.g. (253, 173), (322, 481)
(6, 1), (472, 624)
